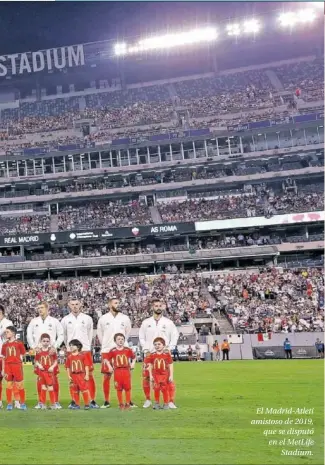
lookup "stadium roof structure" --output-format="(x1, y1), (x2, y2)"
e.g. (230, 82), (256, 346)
(0, 3), (323, 88)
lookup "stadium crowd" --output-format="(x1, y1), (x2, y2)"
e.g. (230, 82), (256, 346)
(0, 185), (323, 234)
(57, 200), (152, 231)
(0, 58), (322, 149)
(0, 268), (323, 335)
(0, 274), (205, 330)
(206, 267), (324, 334)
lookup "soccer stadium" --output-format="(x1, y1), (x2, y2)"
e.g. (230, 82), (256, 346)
(0, 2), (324, 464)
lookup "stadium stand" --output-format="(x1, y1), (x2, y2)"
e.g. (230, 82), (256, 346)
(0, 28), (323, 347)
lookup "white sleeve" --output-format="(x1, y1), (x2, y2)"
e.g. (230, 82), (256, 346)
(61, 317), (68, 347)
(125, 316), (132, 340)
(0, 319), (13, 338)
(138, 321), (147, 350)
(88, 316), (94, 347)
(168, 321), (179, 349)
(97, 317), (104, 344)
(55, 319), (64, 349)
(26, 321), (35, 349)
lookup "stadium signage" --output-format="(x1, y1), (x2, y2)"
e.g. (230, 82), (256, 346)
(195, 211), (325, 232)
(0, 45), (85, 77)
(0, 223), (195, 247)
(253, 346), (317, 359)
(150, 225), (179, 234)
(3, 235), (40, 245)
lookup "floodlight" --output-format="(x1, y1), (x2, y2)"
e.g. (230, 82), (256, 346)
(311, 2), (324, 8)
(278, 12), (297, 27)
(137, 27), (218, 52)
(243, 19), (261, 34)
(296, 8), (316, 23)
(278, 9), (316, 27)
(226, 23), (241, 36)
(114, 43), (127, 56)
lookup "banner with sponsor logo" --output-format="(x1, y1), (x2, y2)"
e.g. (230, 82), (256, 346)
(253, 346), (317, 359)
(0, 223), (195, 247)
(195, 211), (324, 232)
(51, 222), (195, 243)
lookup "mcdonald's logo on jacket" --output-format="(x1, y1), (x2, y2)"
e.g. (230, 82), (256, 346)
(1, 341), (26, 363)
(65, 353), (89, 373)
(146, 352), (173, 375)
(107, 347), (135, 369)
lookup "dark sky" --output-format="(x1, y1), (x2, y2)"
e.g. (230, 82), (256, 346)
(0, 1), (300, 54)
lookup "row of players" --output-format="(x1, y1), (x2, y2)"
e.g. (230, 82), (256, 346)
(0, 298), (178, 410)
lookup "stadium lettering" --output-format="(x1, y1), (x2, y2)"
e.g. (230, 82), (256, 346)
(0, 45), (85, 77)
(150, 225), (178, 234)
(3, 236), (39, 244)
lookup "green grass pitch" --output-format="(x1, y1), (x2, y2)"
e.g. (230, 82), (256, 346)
(0, 360), (323, 465)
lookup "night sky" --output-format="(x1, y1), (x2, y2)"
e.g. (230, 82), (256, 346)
(0, 2), (305, 54)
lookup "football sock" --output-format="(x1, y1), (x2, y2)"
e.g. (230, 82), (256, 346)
(40, 390), (46, 404)
(73, 389), (80, 405)
(0, 382), (2, 401)
(89, 375), (96, 400)
(142, 378), (151, 400)
(49, 390), (56, 404)
(117, 390), (123, 405)
(162, 388), (169, 404)
(6, 388), (13, 404)
(69, 385), (75, 402)
(154, 389), (160, 403)
(168, 382), (176, 403)
(103, 375), (110, 402)
(82, 390), (90, 406)
(37, 379), (42, 402)
(19, 389), (26, 404)
(125, 390), (131, 404)
(53, 377), (59, 402)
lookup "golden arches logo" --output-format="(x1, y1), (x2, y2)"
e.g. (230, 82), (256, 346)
(7, 346), (17, 357)
(71, 360), (83, 372)
(154, 359), (166, 371)
(116, 354), (128, 367)
(40, 355), (51, 366)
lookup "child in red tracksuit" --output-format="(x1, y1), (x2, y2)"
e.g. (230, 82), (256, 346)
(34, 333), (58, 410)
(105, 333), (136, 410)
(65, 339), (91, 410)
(147, 337), (174, 410)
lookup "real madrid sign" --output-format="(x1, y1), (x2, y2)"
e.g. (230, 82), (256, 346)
(0, 45), (85, 78)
